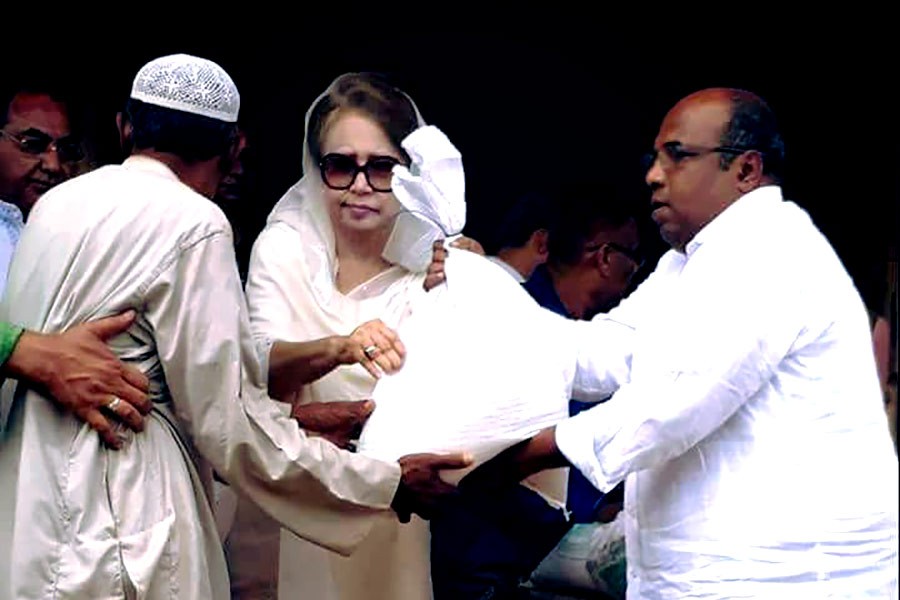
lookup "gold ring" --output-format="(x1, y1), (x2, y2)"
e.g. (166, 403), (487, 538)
(106, 397), (122, 412)
(363, 345), (379, 360)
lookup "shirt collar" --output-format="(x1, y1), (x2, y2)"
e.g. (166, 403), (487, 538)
(523, 264), (572, 318)
(487, 256), (526, 283)
(684, 185), (783, 258)
(122, 155), (181, 183)
(0, 198), (24, 227)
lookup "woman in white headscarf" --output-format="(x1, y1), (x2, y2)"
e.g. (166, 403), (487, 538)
(225, 72), (468, 600)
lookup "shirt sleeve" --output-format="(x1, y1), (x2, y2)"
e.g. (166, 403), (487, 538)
(565, 261), (667, 402)
(144, 227), (401, 555)
(556, 258), (805, 494)
(245, 224), (308, 356)
(0, 321), (24, 369)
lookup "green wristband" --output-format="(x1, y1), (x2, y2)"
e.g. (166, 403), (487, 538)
(0, 322), (25, 368)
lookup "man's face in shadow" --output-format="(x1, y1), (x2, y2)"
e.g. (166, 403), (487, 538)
(0, 92), (80, 218)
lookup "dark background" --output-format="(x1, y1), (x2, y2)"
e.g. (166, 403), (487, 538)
(10, 25), (897, 307)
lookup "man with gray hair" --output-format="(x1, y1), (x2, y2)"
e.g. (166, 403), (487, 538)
(0, 54), (467, 600)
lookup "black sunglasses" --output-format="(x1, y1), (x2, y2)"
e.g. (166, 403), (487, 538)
(0, 129), (84, 163)
(319, 153), (401, 193)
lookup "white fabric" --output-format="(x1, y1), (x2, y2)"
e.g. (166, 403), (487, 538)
(358, 247), (574, 482)
(130, 53), (240, 122)
(0, 156), (401, 600)
(0, 199), (23, 298)
(487, 255), (526, 283)
(554, 185), (899, 598)
(384, 125), (466, 272)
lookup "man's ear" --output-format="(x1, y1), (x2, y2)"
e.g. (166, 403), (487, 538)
(530, 228), (550, 259)
(593, 243), (614, 277)
(736, 150), (765, 192)
(116, 112), (133, 156)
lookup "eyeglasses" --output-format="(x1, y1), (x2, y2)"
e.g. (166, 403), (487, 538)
(0, 129), (85, 163)
(642, 141), (757, 172)
(607, 242), (645, 270)
(586, 241), (646, 272)
(319, 153), (402, 193)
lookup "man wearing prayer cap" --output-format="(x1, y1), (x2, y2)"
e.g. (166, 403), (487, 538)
(0, 53), (469, 600)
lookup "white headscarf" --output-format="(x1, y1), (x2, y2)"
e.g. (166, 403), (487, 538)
(265, 72), (464, 277)
(247, 74), (464, 404)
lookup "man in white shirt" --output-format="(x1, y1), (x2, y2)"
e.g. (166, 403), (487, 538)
(466, 88), (899, 598)
(0, 81), (84, 295)
(486, 191), (556, 283)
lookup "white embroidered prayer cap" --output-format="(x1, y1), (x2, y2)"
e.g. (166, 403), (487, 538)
(130, 53), (240, 123)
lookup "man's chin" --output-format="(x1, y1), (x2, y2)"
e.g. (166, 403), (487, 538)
(657, 225), (683, 252)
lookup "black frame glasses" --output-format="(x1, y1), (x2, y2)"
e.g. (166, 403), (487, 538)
(586, 241), (646, 272)
(318, 153), (402, 193)
(607, 242), (646, 271)
(642, 142), (757, 172)
(0, 129), (85, 163)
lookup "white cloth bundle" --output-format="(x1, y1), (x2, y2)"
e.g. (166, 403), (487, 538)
(383, 125), (467, 273)
(357, 248), (578, 483)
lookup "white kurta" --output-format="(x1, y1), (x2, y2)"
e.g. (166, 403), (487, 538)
(555, 186), (899, 598)
(0, 156), (402, 600)
(227, 217), (433, 600)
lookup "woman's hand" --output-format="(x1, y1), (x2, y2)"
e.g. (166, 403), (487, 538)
(343, 319), (406, 378)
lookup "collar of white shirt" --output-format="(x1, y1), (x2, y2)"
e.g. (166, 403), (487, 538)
(684, 185), (783, 258)
(487, 256), (526, 283)
(123, 154), (182, 182)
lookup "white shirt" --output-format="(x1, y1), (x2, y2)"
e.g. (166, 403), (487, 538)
(0, 199), (24, 298)
(555, 186), (899, 598)
(0, 157), (401, 600)
(487, 255), (526, 283)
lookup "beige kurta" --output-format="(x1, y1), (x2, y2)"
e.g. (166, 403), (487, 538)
(0, 156), (402, 600)
(227, 216), (433, 600)
(224, 72), (444, 600)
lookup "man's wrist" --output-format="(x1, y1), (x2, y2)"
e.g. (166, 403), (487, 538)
(0, 322), (25, 369)
(332, 335), (354, 366)
(3, 329), (52, 384)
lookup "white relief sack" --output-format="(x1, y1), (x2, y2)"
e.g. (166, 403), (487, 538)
(357, 248), (577, 482)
